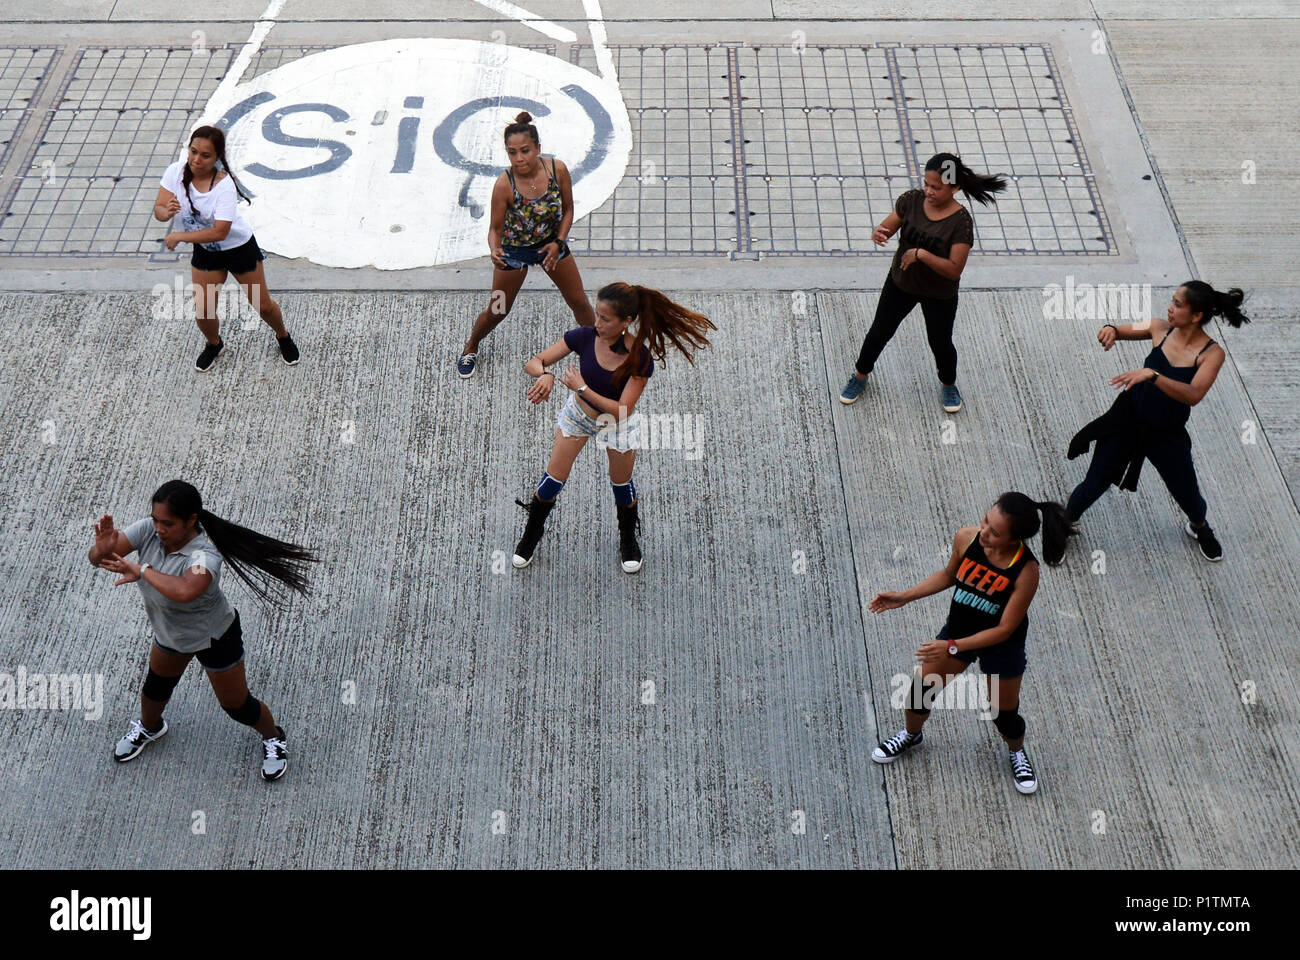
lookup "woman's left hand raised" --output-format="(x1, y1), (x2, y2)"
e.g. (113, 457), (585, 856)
(560, 368), (585, 392)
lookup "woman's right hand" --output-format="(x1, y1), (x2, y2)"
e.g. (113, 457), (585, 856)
(869, 591), (908, 613)
(526, 372), (554, 404)
(872, 224), (891, 246)
(93, 514), (117, 554)
(490, 246), (508, 270)
(1097, 325), (1117, 350)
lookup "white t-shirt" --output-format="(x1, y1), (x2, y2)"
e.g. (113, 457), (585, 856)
(160, 159), (253, 251)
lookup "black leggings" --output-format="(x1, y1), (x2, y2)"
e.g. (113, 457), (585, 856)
(1067, 432), (1208, 525)
(855, 274), (959, 384)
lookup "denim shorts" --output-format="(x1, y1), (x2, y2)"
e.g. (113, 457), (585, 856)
(500, 241), (570, 271)
(556, 393), (642, 452)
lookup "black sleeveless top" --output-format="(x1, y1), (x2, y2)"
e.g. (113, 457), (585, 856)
(1131, 330), (1215, 429)
(946, 534), (1035, 644)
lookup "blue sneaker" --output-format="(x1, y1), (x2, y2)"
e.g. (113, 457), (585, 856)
(839, 374), (866, 405)
(941, 384), (963, 413)
(457, 352), (477, 378)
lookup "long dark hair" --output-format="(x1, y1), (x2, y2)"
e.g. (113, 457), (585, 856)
(925, 153), (1007, 206)
(151, 480), (317, 607)
(182, 125), (250, 213)
(595, 283), (716, 384)
(994, 491), (1076, 566)
(504, 110), (540, 146)
(1180, 281), (1249, 329)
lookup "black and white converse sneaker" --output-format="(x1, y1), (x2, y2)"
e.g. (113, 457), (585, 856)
(277, 333), (300, 366)
(871, 728), (923, 764)
(195, 338), (224, 372)
(113, 718), (168, 763)
(1010, 748), (1038, 794)
(261, 726), (287, 781)
(1184, 520), (1223, 562)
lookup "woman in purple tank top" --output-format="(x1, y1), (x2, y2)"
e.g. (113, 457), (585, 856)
(510, 282), (715, 574)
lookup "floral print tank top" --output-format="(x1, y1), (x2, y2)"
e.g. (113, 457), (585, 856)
(501, 158), (563, 247)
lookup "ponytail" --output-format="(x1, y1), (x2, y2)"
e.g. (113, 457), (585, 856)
(1180, 280), (1250, 329)
(924, 152), (1007, 206)
(994, 491), (1077, 566)
(151, 480), (317, 608)
(595, 282), (716, 384)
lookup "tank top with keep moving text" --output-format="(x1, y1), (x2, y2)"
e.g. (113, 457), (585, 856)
(945, 533), (1034, 644)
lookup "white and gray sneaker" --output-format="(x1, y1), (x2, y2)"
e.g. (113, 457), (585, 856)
(113, 718), (168, 763)
(871, 728), (923, 764)
(1010, 748), (1038, 794)
(261, 726), (288, 781)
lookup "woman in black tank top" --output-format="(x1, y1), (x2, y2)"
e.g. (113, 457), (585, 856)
(1063, 282), (1250, 563)
(867, 493), (1075, 795)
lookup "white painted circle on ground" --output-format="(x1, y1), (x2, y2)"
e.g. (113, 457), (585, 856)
(203, 38), (632, 270)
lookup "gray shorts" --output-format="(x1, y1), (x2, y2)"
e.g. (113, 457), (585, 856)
(556, 393), (642, 453)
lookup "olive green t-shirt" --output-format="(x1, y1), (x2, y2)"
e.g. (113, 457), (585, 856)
(888, 189), (975, 300)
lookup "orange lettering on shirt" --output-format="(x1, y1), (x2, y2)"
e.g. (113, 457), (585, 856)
(976, 569), (998, 592)
(957, 558), (976, 581)
(991, 575), (1010, 594)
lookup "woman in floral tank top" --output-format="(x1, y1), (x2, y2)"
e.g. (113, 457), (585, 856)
(457, 111), (595, 379)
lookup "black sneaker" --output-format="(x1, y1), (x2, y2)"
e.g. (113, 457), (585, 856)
(616, 501), (642, 574)
(1010, 748), (1038, 794)
(277, 334), (300, 366)
(1184, 521), (1223, 562)
(261, 726), (287, 781)
(512, 496), (556, 568)
(871, 728), (923, 764)
(195, 338), (224, 372)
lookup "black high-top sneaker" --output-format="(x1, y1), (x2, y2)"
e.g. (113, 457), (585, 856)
(616, 501), (642, 574)
(512, 496), (556, 568)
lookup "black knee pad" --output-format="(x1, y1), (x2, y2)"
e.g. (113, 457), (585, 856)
(142, 669), (181, 703)
(906, 675), (941, 715)
(992, 706), (1026, 741)
(223, 693), (262, 727)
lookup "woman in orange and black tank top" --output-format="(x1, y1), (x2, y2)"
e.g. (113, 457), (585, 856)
(868, 493), (1076, 795)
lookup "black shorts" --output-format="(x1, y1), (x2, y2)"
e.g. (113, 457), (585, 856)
(940, 623), (1027, 678)
(155, 611), (245, 672)
(191, 236), (264, 275)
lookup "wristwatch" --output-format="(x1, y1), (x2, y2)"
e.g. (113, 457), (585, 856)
(577, 384), (588, 395)
(139, 563), (151, 577)
(947, 637), (959, 656)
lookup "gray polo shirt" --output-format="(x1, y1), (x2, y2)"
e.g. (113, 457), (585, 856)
(123, 517), (236, 652)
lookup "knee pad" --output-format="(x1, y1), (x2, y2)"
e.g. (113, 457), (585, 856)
(906, 674), (941, 715)
(611, 478), (637, 506)
(536, 472), (565, 502)
(992, 706), (1025, 741)
(142, 668), (181, 703)
(223, 693), (263, 727)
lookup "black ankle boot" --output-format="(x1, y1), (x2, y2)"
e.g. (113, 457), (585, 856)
(616, 501), (642, 574)
(512, 496), (555, 568)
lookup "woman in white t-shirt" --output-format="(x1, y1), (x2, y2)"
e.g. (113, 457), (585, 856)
(154, 125), (300, 372)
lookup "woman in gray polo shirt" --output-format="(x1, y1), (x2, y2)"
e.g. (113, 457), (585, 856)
(90, 480), (316, 781)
